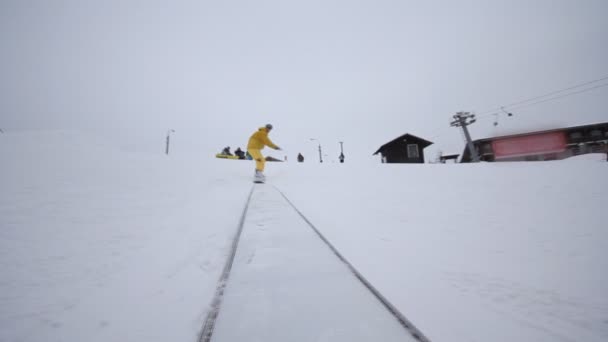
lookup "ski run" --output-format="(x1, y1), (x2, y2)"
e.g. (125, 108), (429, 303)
(1, 131), (607, 342)
(203, 185), (427, 342)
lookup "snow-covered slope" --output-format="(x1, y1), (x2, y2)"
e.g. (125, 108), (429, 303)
(1, 130), (607, 342)
(272, 159), (608, 342)
(0, 131), (252, 342)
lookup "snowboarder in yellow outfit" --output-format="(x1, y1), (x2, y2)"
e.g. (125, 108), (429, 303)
(248, 124), (281, 183)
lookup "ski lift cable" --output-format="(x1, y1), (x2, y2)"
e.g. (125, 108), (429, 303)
(398, 78), (608, 143)
(477, 82), (608, 121)
(476, 74), (608, 117)
(503, 82), (608, 112)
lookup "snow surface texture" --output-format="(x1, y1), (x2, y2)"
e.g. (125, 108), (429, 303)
(1, 130), (607, 342)
(0, 131), (253, 342)
(210, 185), (419, 342)
(273, 159), (608, 342)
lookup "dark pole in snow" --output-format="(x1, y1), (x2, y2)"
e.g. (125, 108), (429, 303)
(310, 138), (323, 163)
(319, 144), (323, 163)
(165, 129), (175, 155)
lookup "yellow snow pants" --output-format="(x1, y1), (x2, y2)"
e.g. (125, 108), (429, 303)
(248, 149), (265, 171)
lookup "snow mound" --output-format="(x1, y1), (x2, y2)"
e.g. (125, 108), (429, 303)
(562, 153), (607, 162)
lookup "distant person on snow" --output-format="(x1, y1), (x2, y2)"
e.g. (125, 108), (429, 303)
(221, 146), (232, 156)
(234, 147), (245, 159)
(247, 124), (281, 183)
(297, 153), (304, 163)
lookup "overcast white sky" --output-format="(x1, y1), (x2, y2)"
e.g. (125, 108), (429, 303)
(1, 0), (607, 161)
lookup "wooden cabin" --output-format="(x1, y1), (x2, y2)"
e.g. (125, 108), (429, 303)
(373, 133), (433, 163)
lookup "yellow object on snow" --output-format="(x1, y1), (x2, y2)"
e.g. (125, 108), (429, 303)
(215, 154), (240, 160)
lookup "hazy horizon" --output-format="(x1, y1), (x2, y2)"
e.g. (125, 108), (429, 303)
(2, 0), (607, 161)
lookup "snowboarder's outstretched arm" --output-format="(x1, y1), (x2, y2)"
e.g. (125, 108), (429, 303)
(262, 135), (279, 150)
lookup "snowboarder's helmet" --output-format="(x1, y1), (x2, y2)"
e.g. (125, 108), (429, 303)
(265, 124), (273, 130)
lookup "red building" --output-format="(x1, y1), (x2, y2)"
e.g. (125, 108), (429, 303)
(461, 122), (608, 162)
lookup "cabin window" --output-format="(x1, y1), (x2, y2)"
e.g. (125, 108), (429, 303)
(407, 144), (419, 158)
(570, 132), (583, 140)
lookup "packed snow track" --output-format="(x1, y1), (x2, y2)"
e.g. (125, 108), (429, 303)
(199, 184), (429, 342)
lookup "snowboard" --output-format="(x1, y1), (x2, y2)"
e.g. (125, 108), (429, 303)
(253, 174), (265, 184)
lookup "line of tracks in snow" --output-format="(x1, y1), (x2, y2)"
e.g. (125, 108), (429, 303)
(198, 184), (431, 342)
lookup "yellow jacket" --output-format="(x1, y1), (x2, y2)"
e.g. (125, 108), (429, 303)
(248, 127), (278, 150)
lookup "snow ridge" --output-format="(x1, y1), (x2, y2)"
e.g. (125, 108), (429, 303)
(274, 186), (431, 342)
(198, 186), (255, 342)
